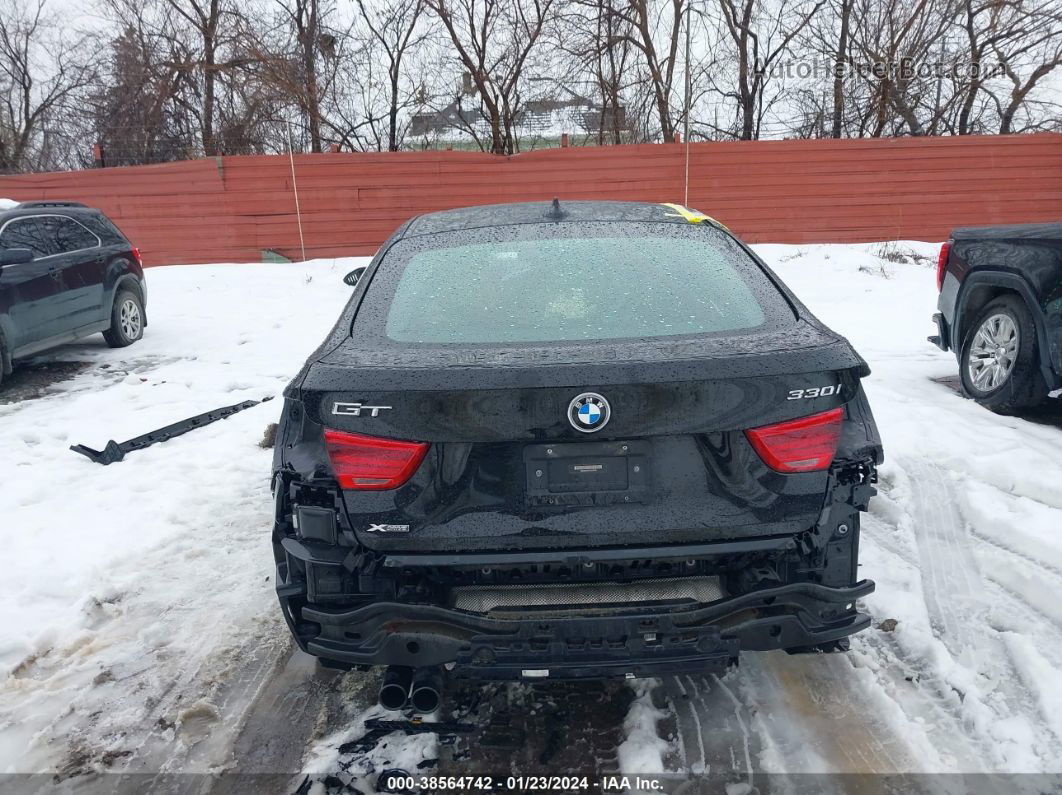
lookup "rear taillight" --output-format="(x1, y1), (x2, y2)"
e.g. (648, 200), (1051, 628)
(132, 247), (144, 268)
(323, 429), (429, 490)
(935, 241), (950, 291)
(745, 407), (844, 473)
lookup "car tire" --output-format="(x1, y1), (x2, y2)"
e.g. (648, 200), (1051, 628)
(959, 295), (1047, 413)
(103, 289), (145, 348)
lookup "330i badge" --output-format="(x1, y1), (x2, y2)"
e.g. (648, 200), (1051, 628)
(271, 200), (882, 713)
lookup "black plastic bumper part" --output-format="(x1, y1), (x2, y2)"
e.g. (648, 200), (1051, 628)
(288, 580), (875, 680)
(71, 397), (272, 465)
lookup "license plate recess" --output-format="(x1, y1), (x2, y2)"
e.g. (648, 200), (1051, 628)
(524, 440), (650, 507)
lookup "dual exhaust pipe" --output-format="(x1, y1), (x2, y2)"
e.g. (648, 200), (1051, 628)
(378, 665), (443, 713)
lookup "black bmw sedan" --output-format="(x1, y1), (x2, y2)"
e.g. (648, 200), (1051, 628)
(270, 200), (882, 713)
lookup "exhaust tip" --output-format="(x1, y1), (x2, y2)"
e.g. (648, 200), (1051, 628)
(409, 668), (443, 714)
(410, 687), (440, 714)
(378, 666), (413, 711)
(379, 683), (409, 710)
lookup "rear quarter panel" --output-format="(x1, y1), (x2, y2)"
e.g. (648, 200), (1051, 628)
(949, 236), (1062, 376)
(103, 253), (146, 315)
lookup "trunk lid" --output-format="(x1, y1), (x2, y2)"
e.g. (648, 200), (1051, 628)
(292, 325), (868, 552)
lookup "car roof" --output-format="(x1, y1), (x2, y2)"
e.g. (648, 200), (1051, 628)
(401, 200), (727, 238)
(0, 202), (101, 223)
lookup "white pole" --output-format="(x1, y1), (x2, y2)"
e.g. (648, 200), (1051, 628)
(683, 0), (692, 207)
(287, 121), (307, 262)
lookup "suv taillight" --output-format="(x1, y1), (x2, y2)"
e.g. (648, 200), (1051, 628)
(936, 241), (950, 291)
(132, 247), (144, 268)
(324, 429), (429, 490)
(745, 407), (843, 473)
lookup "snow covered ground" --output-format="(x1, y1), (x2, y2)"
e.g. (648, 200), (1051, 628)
(1, 241), (1060, 788)
(0, 259), (353, 777)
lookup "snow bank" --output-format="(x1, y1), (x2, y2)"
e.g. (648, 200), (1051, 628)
(0, 258), (363, 774)
(763, 241), (1062, 773)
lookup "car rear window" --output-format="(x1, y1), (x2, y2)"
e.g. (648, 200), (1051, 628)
(77, 213), (129, 246)
(355, 222), (794, 345)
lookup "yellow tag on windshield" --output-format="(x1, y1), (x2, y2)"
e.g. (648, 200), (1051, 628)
(660, 203), (728, 230)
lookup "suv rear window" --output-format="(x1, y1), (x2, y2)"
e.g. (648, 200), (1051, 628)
(355, 222), (793, 345)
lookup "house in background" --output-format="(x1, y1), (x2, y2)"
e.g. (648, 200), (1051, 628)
(410, 75), (632, 147)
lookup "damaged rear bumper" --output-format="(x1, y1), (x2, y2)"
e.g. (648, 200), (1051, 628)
(281, 578), (875, 680)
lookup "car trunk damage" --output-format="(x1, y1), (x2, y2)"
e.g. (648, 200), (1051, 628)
(276, 325), (873, 554)
(272, 329), (881, 679)
(269, 203), (884, 688)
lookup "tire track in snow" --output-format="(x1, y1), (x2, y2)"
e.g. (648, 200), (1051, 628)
(866, 461), (1062, 771)
(663, 673), (758, 785)
(970, 529), (1062, 586)
(665, 652), (941, 789)
(858, 530), (994, 766)
(883, 457), (1062, 655)
(747, 652), (921, 778)
(665, 676), (705, 774)
(902, 458), (984, 658)
(964, 528), (1062, 634)
(711, 674), (755, 782)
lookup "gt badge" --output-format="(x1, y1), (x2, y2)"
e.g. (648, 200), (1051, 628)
(568, 392), (611, 433)
(333, 402), (392, 417)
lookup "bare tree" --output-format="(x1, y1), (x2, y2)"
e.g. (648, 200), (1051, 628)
(425, 0), (556, 154)
(7, 0), (1062, 173)
(588, 0), (634, 143)
(353, 0), (429, 151)
(794, 0), (858, 138)
(601, 0), (686, 142)
(158, 0), (251, 155)
(327, 37), (394, 150)
(557, 0), (639, 144)
(953, 0), (1000, 134)
(990, 0), (1062, 133)
(320, 9), (438, 152)
(83, 14), (194, 166)
(709, 0), (825, 140)
(0, 0), (96, 172)
(283, 0), (326, 151)
(847, 0), (958, 136)
(239, 0), (343, 152)
(831, 0), (852, 136)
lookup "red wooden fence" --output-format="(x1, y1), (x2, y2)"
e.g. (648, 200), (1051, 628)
(1, 134), (1060, 266)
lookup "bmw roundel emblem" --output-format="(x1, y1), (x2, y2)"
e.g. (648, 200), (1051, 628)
(568, 392), (611, 433)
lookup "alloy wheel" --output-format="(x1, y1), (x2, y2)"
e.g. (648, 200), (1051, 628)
(967, 312), (1018, 392)
(120, 299), (142, 340)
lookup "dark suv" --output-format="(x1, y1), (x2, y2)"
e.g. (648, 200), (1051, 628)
(0, 201), (146, 388)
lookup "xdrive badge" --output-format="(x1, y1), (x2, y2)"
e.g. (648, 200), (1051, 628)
(366, 524), (410, 533)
